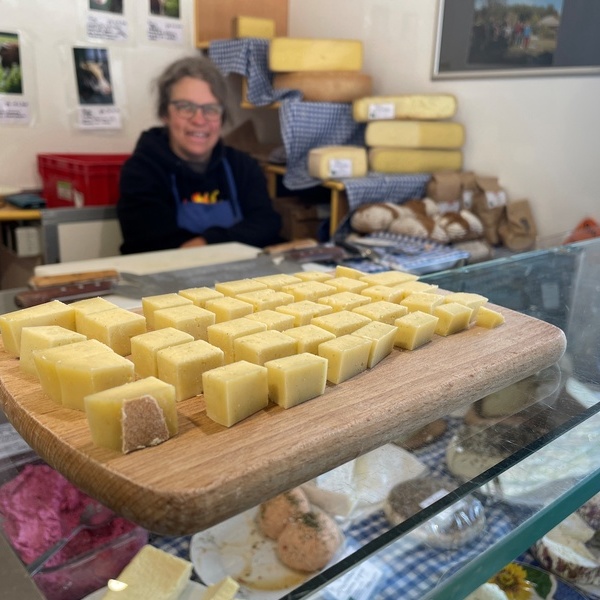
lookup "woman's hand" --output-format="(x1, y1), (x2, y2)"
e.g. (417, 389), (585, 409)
(180, 236), (207, 248)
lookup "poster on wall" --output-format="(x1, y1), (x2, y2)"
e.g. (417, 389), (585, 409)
(73, 46), (121, 129)
(87, 0), (129, 42)
(147, 0), (184, 44)
(0, 30), (31, 125)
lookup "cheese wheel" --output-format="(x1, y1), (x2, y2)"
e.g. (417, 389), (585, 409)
(368, 148), (463, 173)
(272, 71), (373, 102)
(308, 145), (368, 179)
(269, 38), (363, 72)
(232, 15), (276, 39)
(365, 121), (465, 149)
(353, 94), (458, 122)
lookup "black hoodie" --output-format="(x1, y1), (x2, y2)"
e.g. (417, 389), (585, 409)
(117, 126), (282, 254)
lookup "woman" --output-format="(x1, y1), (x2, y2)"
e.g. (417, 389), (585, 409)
(117, 55), (282, 254)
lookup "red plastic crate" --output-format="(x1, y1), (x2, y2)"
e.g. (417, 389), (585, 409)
(37, 153), (130, 208)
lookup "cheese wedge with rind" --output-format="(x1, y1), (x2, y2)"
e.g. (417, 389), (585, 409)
(368, 148), (463, 174)
(353, 94), (458, 122)
(269, 38), (363, 72)
(365, 120), (465, 149)
(232, 15), (276, 39)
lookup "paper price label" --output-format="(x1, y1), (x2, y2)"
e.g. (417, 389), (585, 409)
(321, 559), (384, 600)
(367, 102), (395, 120)
(485, 190), (507, 209)
(328, 158), (353, 178)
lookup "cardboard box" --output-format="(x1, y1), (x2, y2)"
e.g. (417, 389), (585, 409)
(272, 197), (328, 241)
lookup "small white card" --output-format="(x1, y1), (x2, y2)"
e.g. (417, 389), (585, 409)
(0, 97), (30, 125)
(77, 105), (122, 129)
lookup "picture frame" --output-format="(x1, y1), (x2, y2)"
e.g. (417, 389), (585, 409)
(432, 0), (600, 79)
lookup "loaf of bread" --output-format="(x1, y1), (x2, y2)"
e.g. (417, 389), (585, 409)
(273, 71), (373, 103)
(368, 148), (463, 174)
(353, 94), (458, 122)
(269, 38), (363, 72)
(365, 120), (465, 149)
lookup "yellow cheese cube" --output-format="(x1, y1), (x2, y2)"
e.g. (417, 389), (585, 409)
(361, 285), (405, 303)
(207, 318), (267, 364)
(444, 292), (489, 320)
(400, 292), (446, 314)
(265, 353), (328, 408)
(235, 289), (295, 312)
(252, 273), (302, 291)
(292, 271), (333, 283)
(77, 308), (146, 356)
(394, 311), (439, 350)
(234, 330), (296, 366)
(245, 310), (295, 332)
(33, 339), (113, 404)
(203, 576), (240, 600)
(434, 302), (473, 336)
(275, 300), (333, 326)
(369, 148), (463, 174)
(130, 327), (194, 378)
(157, 340), (224, 401)
(283, 324), (336, 354)
(57, 352), (134, 411)
(269, 38), (363, 72)
(142, 293), (192, 329)
(233, 15), (276, 39)
(203, 361), (268, 427)
(475, 305), (506, 329)
(97, 545), (191, 599)
(0, 300), (75, 357)
(70, 296), (119, 331)
(311, 310), (371, 336)
(352, 300), (408, 325)
(85, 377), (178, 452)
(214, 278), (267, 297)
(392, 280), (440, 300)
(19, 326), (86, 377)
(352, 321), (398, 367)
(359, 270), (419, 286)
(318, 335), (371, 384)
(153, 304), (215, 341)
(281, 281), (336, 302)
(318, 291), (371, 312)
(308, 145), (368, 179)
(352, 94), (458, 122)
(334, 265), (366, 279)
(324, 277), (369, 293)
(204, 297), (254, 323)
(365, 120), (465, 149)
(178, 287), (224, 307)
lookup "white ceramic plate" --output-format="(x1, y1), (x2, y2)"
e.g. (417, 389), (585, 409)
(190, 507), (344, 600)
(82, 580), (206, 600)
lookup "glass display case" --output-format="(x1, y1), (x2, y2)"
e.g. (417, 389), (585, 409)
(0, 238), (599, 600)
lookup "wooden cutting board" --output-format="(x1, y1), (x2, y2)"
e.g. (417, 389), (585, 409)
(0, 304), (566, 536)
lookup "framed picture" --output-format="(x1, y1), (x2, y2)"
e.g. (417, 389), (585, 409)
(433, 0), (600, 78)
(73, 47), (114, 105)
(0, 31), (22, 94)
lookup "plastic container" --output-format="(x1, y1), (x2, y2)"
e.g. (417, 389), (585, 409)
(37, 153), (130, 208)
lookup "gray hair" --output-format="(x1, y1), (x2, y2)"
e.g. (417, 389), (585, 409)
(154, 55), (229, 122)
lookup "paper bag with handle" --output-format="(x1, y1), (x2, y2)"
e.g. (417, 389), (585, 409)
(498, 199), (537, 251)
(472, 176), (507, 245)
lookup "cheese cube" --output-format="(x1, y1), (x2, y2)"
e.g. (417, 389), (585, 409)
(318, 291), (371, 312)
(142, 293), (192, 329)
(214, 278), (267, 297)
(203, 576), (240, 600)
(235, 289), (295, 311)
(265, 353), (328, 408)
(293, 271), (334, 283)
(157, 339), (224, 401)
(121, 395), (169, 454)
(360, 271), (418, 286)
(434, 302), (473, 336)
(394, 311), (439, 350)
(276, 301), (333, 326)
(233, 330), (296, 366)
(360, 285), (405, 303)
(77, 308), (146, 356)
(98, 545), (191, 599)
(153, 304), (215, 341)
(204, 297), (254, 323)
(245, 310), (295, 332)
(273, 71), (373, 103)
(207, 318), (267, 363)
(130, 327), (194, 378)
(444, 292), (488, 320)
(318, 335), (371, 384)
(203, 361), (268, 427)
(308, 146), (368, 179)
(85, 377), (177, 452)
(369, 148), (463, 174)
(232, 15), (276, 39)
(365, 121), (465, 149)
(334, 265), (366, 279)
(19, 326), (86, 377)
(352, 321), (398, 367)
(324, 277), (369, 293)
(33, 339), (113, 404)
(476, 305), (505, 329)
(178, 287), (224, 307)
(0, 300), (75, 357)
(352, 300), (408, 325)
(69, 296), (119, 330)
(352, 94), (458, 122)
(57, 352), (134, 411)
(311, 310), (372, 337)
(392, 280), (440, 299)
(400, 292), (446, 314)
(252, 273), (302, 291)
(281, 281), (337, 303)
(283, 324), (336, 354)
(269, 38), (363, 72)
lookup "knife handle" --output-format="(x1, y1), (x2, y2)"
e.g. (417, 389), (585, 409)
(14, 281), (114, 308)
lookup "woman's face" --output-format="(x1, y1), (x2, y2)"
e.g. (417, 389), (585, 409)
(163, 76), (222, 163)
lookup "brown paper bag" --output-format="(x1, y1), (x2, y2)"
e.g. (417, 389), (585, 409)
(472, 176), (507, 245)
(498, 199), (537, 251)
(426, 171), (462, 204)
(460, 171), (477, 210)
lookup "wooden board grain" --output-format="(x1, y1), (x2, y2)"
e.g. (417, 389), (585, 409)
(0, 305), (566, 535)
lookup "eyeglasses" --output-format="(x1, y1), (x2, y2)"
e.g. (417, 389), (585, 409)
(169, 100), (224, 121)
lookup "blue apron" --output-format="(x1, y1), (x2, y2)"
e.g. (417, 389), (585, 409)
(172, 158), (242, 235)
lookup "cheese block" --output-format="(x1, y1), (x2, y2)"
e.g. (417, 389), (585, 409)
(352, 300), (408, 325)
(324, 277), (369, 293)
(252, 273), (302, 291)
(153, 304), (215, 341)
(215, 278), (267, 297)
(283, 324), (336, 354)
(476, 305), (505, 329)
(204, 297), (254, 323)
(351, 321), (398, 368)
(130, 328), (195, 379)
(272, 71), (373, 102)
(317, 291), (371, 312)
(292, 271), (334, 283)
(433, 302), (473, 336)
(400, 292), (446, 314)
(308, 146), (368, 180)
(233, 329), (296, 366)
(311, 310), (371, 337)
(360, 285), (404, 303)
(178, 287), (224, 308)
(353, 94), (458, 122)
(318, 334), (371, 384)
(392, 281), (440, 299)
(245, 309), (295, 332)
(207, 317), (267, 364)
(269, 38), (363, 72)
(77, 308), (146, 356)
(235, 289), (294, 312)
(444, 292), (488, 320)
(232, 15), (276, 39)
(334, 265), (366, 279)
(359, 271), (418, 286)
(394, 311), (439, 350)
(281, 281), (336, 302)
(365, 121), (465, 149)
(70, 296), (119, 330)
(202, 576), (240, 600)
(142, 293), (192, 329)
(368, 148), (463, 174)
(99, 544), (192, 599)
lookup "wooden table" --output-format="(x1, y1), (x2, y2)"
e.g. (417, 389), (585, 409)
(0, 205), (42, 222)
